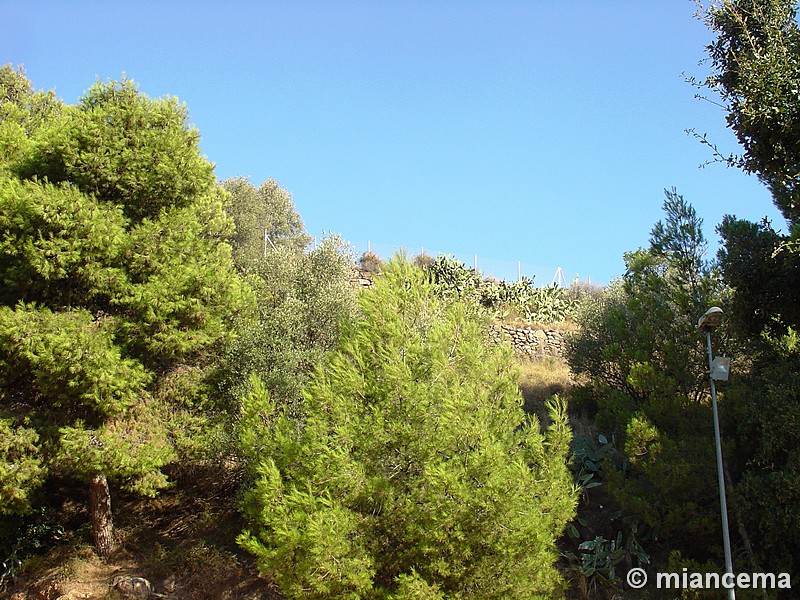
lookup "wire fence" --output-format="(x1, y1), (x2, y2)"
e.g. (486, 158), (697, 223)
(341, 239), (590, 287)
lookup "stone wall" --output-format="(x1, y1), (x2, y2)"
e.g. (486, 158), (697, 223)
(350, 266), (374, 288)
(489, 323), (568, 360)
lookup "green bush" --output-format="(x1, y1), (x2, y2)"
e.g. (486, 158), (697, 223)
(0, 72), (251, 555)
(238, 258), (577, 599)
(565, 191), (727, 558)
(724, 326), (800, 576)
(218, 233), (357, 415)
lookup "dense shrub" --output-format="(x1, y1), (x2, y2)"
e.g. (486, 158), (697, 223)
(358, 250), (384, 274)
(413, 251), (435, 269)
(565, 191), (728, 557)
(238, 258), (577, 599)
(218, 234), (357, 413)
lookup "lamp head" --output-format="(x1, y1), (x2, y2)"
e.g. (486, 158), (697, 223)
(698, 306), (724, 330)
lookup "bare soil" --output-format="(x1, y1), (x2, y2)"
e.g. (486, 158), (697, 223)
(5, 464), (282, 600)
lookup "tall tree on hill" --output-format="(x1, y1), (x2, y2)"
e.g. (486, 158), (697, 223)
(698, 0), (800, 336)
(0, 71), (251, 556)
(217, 176), (357, 417)
(566, 191), (728, 558)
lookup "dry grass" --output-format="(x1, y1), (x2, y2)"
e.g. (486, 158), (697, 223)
(8, 545), (125, 600)
(517, 356), (576, 419)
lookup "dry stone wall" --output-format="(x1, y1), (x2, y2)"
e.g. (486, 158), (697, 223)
(489, 323), (568, 360)
(351, 266), (374, 288)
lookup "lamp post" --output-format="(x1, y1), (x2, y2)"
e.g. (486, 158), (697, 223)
(698, 306), (735, 600)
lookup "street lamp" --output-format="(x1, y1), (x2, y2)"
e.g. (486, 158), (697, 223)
(698, 306), (735, 600)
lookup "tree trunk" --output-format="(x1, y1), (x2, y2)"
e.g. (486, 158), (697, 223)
(89, 473), (114, 558)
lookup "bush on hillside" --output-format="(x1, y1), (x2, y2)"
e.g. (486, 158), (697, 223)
(565, 191), (727, 557)
(238, 258), (577, 599)
(358, 250), (384, 274)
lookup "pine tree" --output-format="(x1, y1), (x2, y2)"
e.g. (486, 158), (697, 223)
(0, 73), (250, 556)
(565, 191), (727, 556)
(238, 258), (576, 599)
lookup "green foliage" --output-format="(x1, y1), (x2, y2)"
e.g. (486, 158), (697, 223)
(517, 282), (578, 323)
(218, 176), (353, 417)
(565, 516), (651, 599)
(424, 254), (577, 323)
(220, 233), (357, 412)
(665, 551), (728, 600)
(0, 65), (61, 170)
(565, 533), (627, 597)
(0, 176), (127, 307)
(566, 433), (651, 598)
(238, 258), (577, 599)
(57, 409), (176, 496)
(0, 173), (249, 373)
(15, 76), (215, 222)
(114, 188), (249, 365)
(0, 419), (44, 515)
(1, 504), (65, 592)
(0, 303), (177, 499)
(223, 177), (311, 273)
(723, 326), (800, 575)
(572, 434), (619, 495)
(389, 571), (445, 600)
(565, 191), (726, 556)
(0, 78), (250, 367)
(650, 188), (712, 295)
(0, 304), (151, 417)
(424, 255), (484, 304)
(700, 4), (800, 576)
(717, 215), (800, 338)
(569, 190), (720, 404)
(0, 71), (249, 544)
(699, 0), (800, 224)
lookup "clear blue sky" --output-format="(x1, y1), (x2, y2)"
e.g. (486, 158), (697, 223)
(3, 1), (786, 284)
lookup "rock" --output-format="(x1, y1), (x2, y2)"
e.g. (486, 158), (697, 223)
(111, 575), (153, 599)
(491, 322), (572, 358)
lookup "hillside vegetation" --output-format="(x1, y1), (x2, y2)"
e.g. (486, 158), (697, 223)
(3, 1), (800, 597)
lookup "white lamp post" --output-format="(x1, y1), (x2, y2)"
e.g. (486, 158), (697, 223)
(698, 306), (735, 600)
